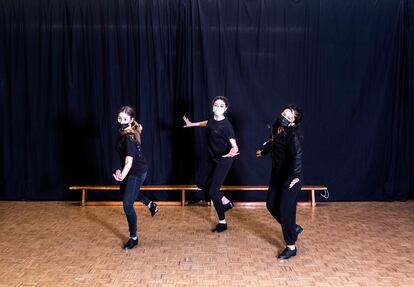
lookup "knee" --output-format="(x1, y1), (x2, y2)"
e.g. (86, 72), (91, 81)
(266, 201), (274, 213)
(279, 212), (287, 224)
(279, 208), (293, 224)
(123, 200), (134, 210)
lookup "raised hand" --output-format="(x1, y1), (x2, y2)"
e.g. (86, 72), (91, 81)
(182, 115), (193, 128)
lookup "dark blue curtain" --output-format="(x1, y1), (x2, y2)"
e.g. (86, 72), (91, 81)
(1, 0), (413, 201)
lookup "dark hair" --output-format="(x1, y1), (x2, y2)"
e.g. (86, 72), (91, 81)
(282, 104), (303, 126)
(212, 96), (230, 109)
(117, 106), (142, 143)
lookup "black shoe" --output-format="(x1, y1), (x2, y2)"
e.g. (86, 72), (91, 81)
(123, 238), (138, 250)
(277, 247), (297, 260)
(211, 223), (228, 233)
(223, 201), (234, 212)
(296, 224), (304, 235)
(149, 202), (159, 217)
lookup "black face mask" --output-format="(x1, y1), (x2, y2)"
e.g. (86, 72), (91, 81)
(276, 115), (291, 128)
(118, 122), (130, 130)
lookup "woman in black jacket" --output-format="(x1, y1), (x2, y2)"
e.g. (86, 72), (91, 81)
(256, 104), (304, 260)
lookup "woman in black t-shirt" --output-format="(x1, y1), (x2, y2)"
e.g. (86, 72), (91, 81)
(256, 104), (304, 260)
(183, 96), (239, 233)
(114, 106), (159, 250)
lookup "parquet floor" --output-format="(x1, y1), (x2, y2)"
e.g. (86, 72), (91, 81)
(0, 201), (413, 286)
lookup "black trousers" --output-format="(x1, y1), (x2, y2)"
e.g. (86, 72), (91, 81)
(266, 170), (301, 245)
(120, 172), (150, 238)
(200, 158), (233, 221)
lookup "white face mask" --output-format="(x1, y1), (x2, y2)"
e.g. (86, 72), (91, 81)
(212, 106), (225, 116)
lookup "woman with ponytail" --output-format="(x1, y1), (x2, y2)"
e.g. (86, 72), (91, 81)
(114, 106), (158, 250)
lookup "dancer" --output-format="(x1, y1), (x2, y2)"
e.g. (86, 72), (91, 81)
(256, 105), (304, 260)
(114, 106), (159, 250)
(183, 96), (239, 233)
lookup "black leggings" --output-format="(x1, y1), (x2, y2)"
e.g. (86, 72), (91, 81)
(120, 173), (151, 238)
(266, 172), (301, 245)
(201, 159), (233, 221)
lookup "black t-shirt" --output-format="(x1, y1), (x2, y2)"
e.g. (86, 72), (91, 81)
(206, 117), (236, 162)
(116, 134), (148, 177)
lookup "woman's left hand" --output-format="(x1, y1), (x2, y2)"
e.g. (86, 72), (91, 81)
(222, 147), (240, 158)
(222, 152), (240, 158)
(289, 178), (300, 188)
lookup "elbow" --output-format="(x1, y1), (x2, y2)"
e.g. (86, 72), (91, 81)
(292, 164), (302, 178)
(125, 159), (133, 167)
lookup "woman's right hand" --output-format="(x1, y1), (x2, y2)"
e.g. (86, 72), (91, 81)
(182, 115), (193, 128)
(113, 169), (122, 181)
(256, 150), (262, 157)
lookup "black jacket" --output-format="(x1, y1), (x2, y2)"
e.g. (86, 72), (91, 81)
(261, 126), (303, 179)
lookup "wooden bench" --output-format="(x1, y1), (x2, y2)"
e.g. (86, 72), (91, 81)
(69, 185), (328, 207)
(69, 185), (198, 207)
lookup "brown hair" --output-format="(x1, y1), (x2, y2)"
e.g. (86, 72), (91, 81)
(118, 106), (142, 144)
(212, 96), (230, 108)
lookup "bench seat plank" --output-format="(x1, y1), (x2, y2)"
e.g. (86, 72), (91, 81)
(69, 185), (328, 207)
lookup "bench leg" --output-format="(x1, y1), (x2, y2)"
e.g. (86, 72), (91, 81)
(311, 190), (316, 207)
(81, 189), (86, 207)
(182, 190), (185, 207)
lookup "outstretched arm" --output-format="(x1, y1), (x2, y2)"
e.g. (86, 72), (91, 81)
(256, 139), (272, 157)
(182, 115), (208, 128)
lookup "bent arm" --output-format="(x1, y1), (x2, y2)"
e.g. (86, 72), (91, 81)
(229, 138), (239, 154)
(120, 156), (133, 180)
(288, 135), (303, 178)
(259, 139), (272, 156)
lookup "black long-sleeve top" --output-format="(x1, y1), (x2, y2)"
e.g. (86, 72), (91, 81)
(261, 126), (303, 179)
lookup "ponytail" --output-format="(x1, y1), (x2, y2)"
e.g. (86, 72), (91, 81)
(121, 120), (142, 144)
